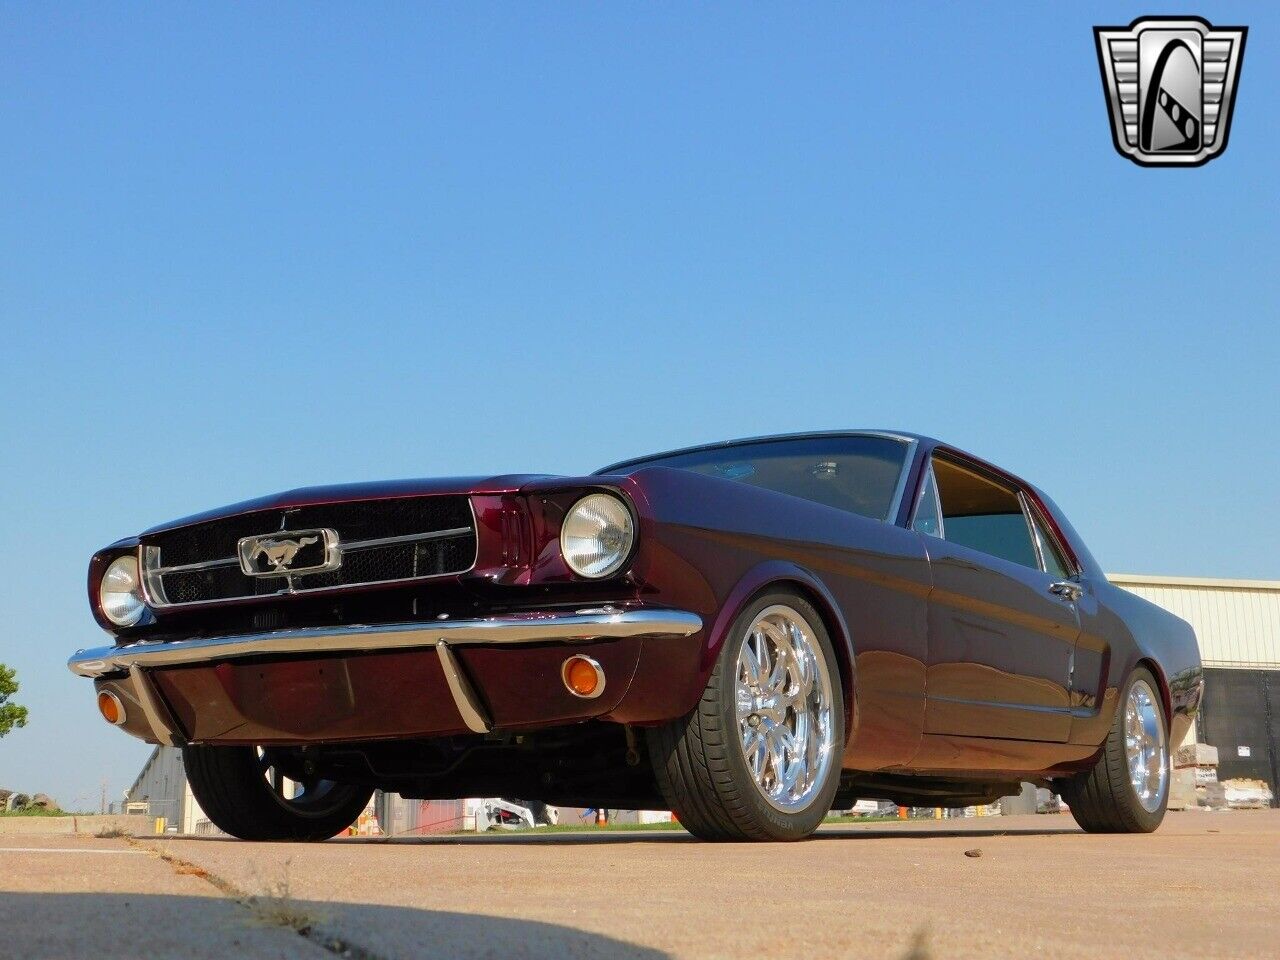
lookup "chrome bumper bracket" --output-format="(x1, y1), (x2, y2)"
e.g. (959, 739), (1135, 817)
(127, 665), (186, 748)
(435, 641), (492, 734)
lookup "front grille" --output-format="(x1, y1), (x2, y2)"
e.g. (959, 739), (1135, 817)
(142, 496), (476, 606)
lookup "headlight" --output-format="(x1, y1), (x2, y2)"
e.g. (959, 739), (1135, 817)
(99, 555), (147, 627)
(560, 493), (635, 579)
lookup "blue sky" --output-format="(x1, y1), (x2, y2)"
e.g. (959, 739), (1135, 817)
(1, 3), (1276, 808)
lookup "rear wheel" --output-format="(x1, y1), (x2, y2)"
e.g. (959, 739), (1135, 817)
(648, 591), (845, 841)
(184, 744), (372, 841)
(1058, 667), (1169, 833)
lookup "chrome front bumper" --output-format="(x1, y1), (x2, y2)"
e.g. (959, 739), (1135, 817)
(69, 607), (703, 744)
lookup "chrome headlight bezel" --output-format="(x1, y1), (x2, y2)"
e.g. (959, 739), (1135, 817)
(559, 492), (637, 579)
(98, 553), (148, 627)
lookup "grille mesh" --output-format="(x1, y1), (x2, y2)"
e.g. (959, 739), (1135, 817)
(144, 496), (476, 605)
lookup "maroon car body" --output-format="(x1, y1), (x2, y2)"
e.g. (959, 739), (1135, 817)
(71, 431), (1201, 818)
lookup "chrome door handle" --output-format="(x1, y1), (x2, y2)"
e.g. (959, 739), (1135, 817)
(1048, 581), (1084, 602)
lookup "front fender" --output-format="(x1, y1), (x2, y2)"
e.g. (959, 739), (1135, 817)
(701, 560), (859, 737)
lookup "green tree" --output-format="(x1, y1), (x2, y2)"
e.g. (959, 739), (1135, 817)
(0, 663), (28, 738)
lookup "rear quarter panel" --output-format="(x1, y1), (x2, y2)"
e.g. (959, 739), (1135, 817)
(1069, 578), (1202, 748)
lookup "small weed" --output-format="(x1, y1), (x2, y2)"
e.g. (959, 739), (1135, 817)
(247, 862), (325, 935)
(94, 827), (129, 839)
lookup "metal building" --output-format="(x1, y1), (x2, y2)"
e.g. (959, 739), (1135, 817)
(1110, 574), (1280, 804)
(125, 745), (211, 834)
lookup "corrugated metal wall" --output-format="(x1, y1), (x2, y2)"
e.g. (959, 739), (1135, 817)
(1109, 576), (1280, 668)
(124, 745), (208, 832)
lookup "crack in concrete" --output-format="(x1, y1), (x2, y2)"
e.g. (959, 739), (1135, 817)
(126, 837), (390, 960)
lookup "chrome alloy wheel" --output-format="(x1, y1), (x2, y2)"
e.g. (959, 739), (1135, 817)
(1124, 679), (1168, 813)
(735, 604), (836, 813)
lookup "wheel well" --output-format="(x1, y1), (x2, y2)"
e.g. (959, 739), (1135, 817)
(1134, 657), (1173, 733)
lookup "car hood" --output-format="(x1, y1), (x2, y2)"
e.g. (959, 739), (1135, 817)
(140, 474), (560, 535)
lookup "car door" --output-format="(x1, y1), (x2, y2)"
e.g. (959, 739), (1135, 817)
(912, 454), (1081, 742)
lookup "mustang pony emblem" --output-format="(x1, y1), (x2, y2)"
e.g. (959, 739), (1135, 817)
(253, 536), (318, 570)
(237, 529), (340, 576)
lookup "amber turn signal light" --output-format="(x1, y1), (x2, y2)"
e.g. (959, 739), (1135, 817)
(97, 690), (127, 726)
(562, 655), (606, 699)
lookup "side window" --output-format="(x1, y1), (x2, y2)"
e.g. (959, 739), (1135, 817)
(1029, 506), (1072, 578)
(912, 464), (943, 538)
(932, 457), (1039, 569)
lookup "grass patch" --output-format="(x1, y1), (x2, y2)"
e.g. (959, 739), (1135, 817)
(0, 807), (75, 817)
(94, 827), (130, 839)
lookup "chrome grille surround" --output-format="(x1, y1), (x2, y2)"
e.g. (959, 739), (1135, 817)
(140, 496), (478, 608)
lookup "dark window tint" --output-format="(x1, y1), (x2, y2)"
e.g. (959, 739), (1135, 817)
(932, 457), (1038, 569)
(610, 436), (909, 522)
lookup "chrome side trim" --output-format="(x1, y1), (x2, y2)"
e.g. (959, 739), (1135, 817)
(1017, 490), (1046, 573)
(127, 665), (185, 747)
(1022, 495), (1082, 578)
(884, 438), (920, 526)
(435, 641), (492, 734)
(68, 608), (704, 679)
(149, 555), (241, 576)
(342, 527), (473, 552)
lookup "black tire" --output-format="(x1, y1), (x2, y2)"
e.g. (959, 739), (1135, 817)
(184, 744), (373, 841)
(647, 590), (846, 841)
(1058, 667), (1169, 833)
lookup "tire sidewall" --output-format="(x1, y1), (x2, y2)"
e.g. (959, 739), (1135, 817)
(185, 744), (372, 841)
(715, 591), (846, 840)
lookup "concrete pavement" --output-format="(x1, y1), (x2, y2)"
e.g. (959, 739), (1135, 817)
(0, 834), (319, 959)
(3, 811), (1277, 959)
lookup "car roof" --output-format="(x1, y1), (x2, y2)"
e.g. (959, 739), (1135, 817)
(595, 429), (1102, 577)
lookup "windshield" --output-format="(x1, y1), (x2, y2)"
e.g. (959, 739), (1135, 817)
(604, 435), (910, 522)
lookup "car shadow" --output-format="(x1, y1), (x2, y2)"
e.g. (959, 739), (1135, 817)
(175, 829), (697, 846)
(168, 821), (1078, 846)
(810, 824), (1079, 841)
(0, 892), (671, 960)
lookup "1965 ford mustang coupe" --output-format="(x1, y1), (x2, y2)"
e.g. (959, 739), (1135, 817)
(71, 431), (1201, 841)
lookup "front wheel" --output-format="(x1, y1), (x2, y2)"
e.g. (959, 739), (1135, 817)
(648, 591), (845, 841)
(1058, 667), (1170, 833)
(184, 745), (373, 841)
